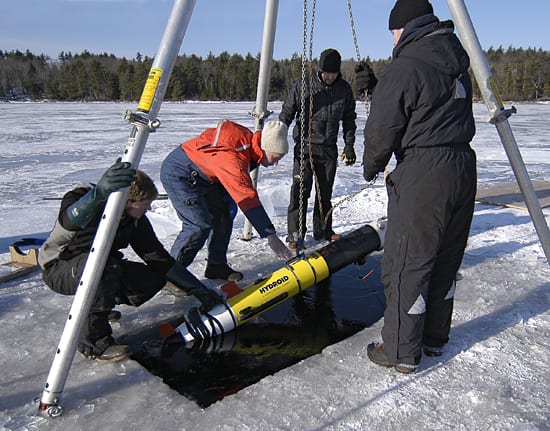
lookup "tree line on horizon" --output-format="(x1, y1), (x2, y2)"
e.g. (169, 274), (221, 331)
(1, 47), (549, 102)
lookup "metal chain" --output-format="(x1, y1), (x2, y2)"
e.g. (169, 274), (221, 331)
(297, 0), (317, 247)
(346, 0), (370, 116)
(309, 0), (316, 61)
(347, 0), (361, 61)
(307, 0), (328, 237)
(298, 0), (308, 245)
(323, 177), (378, 226)
(312, 0), (375, 227)
(308, 70), (327, 234)
(299, 0), (377, 243)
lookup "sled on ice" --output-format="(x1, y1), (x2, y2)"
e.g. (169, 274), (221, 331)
(0, 238), (43, 283)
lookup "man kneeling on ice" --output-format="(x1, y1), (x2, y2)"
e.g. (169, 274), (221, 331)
(39, 161), (225, 362)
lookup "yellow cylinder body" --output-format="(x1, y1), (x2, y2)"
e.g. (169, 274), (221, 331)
(228, 252), (330, 326)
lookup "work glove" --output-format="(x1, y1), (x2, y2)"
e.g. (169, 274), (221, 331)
(363, 171), (378, 183)
(166, 262), (226, 312)
(355, 61), (378, 96)
(267, 233), (293, 260)
(341, 145), (356, 166)
(66, 160), (136, 228)
(189, 285), (226, 312)
(96, 160), (136, 200)
(183, 306), (211, 341)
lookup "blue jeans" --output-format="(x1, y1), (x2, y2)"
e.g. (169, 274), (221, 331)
(160, 147), (236, 267)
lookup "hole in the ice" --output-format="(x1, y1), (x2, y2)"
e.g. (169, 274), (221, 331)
(125, 256), (385, 408)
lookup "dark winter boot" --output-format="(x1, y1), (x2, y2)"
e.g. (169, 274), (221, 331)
(78, 335), (128, 362)
(286, 233), (300, 250)
(204, 263), (243, 281)
(314, 230), (341, 242)
(367, 342), (420, 374)
(366, 342), (393, 368)
(328, 233), (341, 242)
(108, 310), (122, 323)
(423, 344), (444, 357)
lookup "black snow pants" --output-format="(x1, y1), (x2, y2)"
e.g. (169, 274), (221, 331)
(380, 144), (476, 364)
(43, 253), (166, 346)
(287, 143), (338, 240)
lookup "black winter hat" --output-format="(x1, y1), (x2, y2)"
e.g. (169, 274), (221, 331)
(319, 48), (341, 73)
(389, 0), (433, 30)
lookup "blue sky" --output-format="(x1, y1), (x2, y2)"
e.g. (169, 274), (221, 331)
(1, 0), (549, 61)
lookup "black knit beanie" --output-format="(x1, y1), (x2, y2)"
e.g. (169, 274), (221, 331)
(319, 49), (341, 73)
(389, 0), (433, 30)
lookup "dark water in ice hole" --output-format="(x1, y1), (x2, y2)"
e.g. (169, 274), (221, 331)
(126, 255), (385, 408)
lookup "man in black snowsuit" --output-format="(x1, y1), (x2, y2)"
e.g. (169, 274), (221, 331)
(39, 162), (224, 362)
(355, 0), (477, 373)
(279, 48), (357, 249)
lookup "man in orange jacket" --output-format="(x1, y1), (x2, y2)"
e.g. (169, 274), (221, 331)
(161, 120), (293, 282)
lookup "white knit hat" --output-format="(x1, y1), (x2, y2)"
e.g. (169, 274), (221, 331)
(261, 121), (289, 154)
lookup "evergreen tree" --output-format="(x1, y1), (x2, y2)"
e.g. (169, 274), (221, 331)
(0, 47), (548, 102)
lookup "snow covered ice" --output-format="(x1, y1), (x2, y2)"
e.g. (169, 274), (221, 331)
(0, 101), (549, 430)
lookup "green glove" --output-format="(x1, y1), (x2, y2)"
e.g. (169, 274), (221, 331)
(67, 160), (136, 228)
(96, 161), (136, 199)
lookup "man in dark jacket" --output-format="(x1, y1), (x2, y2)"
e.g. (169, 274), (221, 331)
(356, 0), (477, 373)
(39, 162), (223, 362)
(279, 48), (357, 249)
